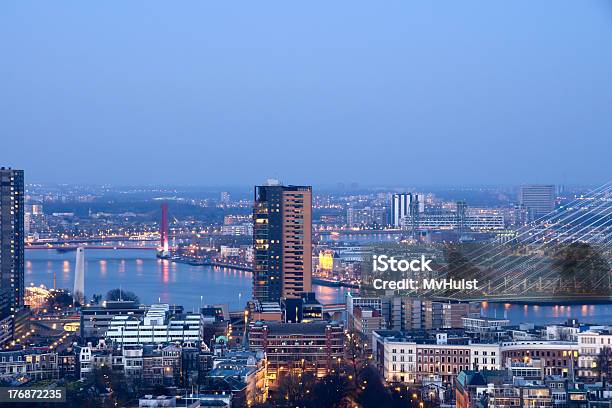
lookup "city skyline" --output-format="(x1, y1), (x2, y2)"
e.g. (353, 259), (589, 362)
(2, 1), (611, 405)
(2, 1), (612, 186)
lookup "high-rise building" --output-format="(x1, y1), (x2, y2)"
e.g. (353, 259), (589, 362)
(220, 191), (230, 204)
(0, 168), (25, 317)
(253, 182), (312, 302)
(391, 193), (412, 228)
(456, 201), (468, 234)
(519, 185), (556, 221)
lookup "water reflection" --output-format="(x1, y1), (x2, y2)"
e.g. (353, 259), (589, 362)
(22, 249), (612, 323)
(483, 302), (612, 324)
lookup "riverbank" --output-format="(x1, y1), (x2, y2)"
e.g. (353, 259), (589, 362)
(24, 249), (612, 324)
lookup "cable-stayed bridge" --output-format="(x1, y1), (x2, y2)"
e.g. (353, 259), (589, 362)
(437, 181), (612, 302)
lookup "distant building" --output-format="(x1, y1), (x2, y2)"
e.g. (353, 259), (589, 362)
(519, 185), (556, 221)
(220, 191), (230, 205)
(105, 304), (203, 345)
(400, 212), (504, 231)
(391, 193), (412, 228)
(351, 306), (386, 337)
(347, 206), (386, 228)
(253, 182), (312, 302)
(220, 224), (252, 236)
(385, 296), (480, 331)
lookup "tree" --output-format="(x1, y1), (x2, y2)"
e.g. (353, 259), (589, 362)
(106, 288), (139, 303)
(47, 291), (74, 309)
(346, 327), (367, 389)
(271, 371), (316, 407)
(311, 373), (351, 407)
(356, 365), (392, 408)
(554, 242), (611, 295)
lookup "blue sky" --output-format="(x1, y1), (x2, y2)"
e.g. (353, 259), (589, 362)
(1, 1), (611, 186)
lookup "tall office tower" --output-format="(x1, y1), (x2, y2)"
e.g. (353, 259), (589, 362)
(220, 191), (230, 204)
(409, 194), (421, 236)
(73, 247), (85, 304)
(391, 193), (412, 228)
(456, 201), (468, 234)
(0, 167), (25, 318)
(416, 193), (426, 213)
(253, 181), (312, 303)
(519, 185), (556, 221)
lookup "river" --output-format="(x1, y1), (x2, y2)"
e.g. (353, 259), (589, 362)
(25, 249), (612, 325)
(25, 249), (349, 312)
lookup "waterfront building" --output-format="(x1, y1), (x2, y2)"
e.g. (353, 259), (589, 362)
(462, 316), (510, 341)
(545, 322), (581, 342)
(105, 304), (203, 345)
(248, 321), (343, 383)
(0, 167), (25, 344)
(253, 182), (312, 302)
(400, 212), (505, 231)
(519, 184), (556, 221)
(80, 300), (145, 340)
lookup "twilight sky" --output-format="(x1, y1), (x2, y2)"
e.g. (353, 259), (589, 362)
(1, 1), (611, 186)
